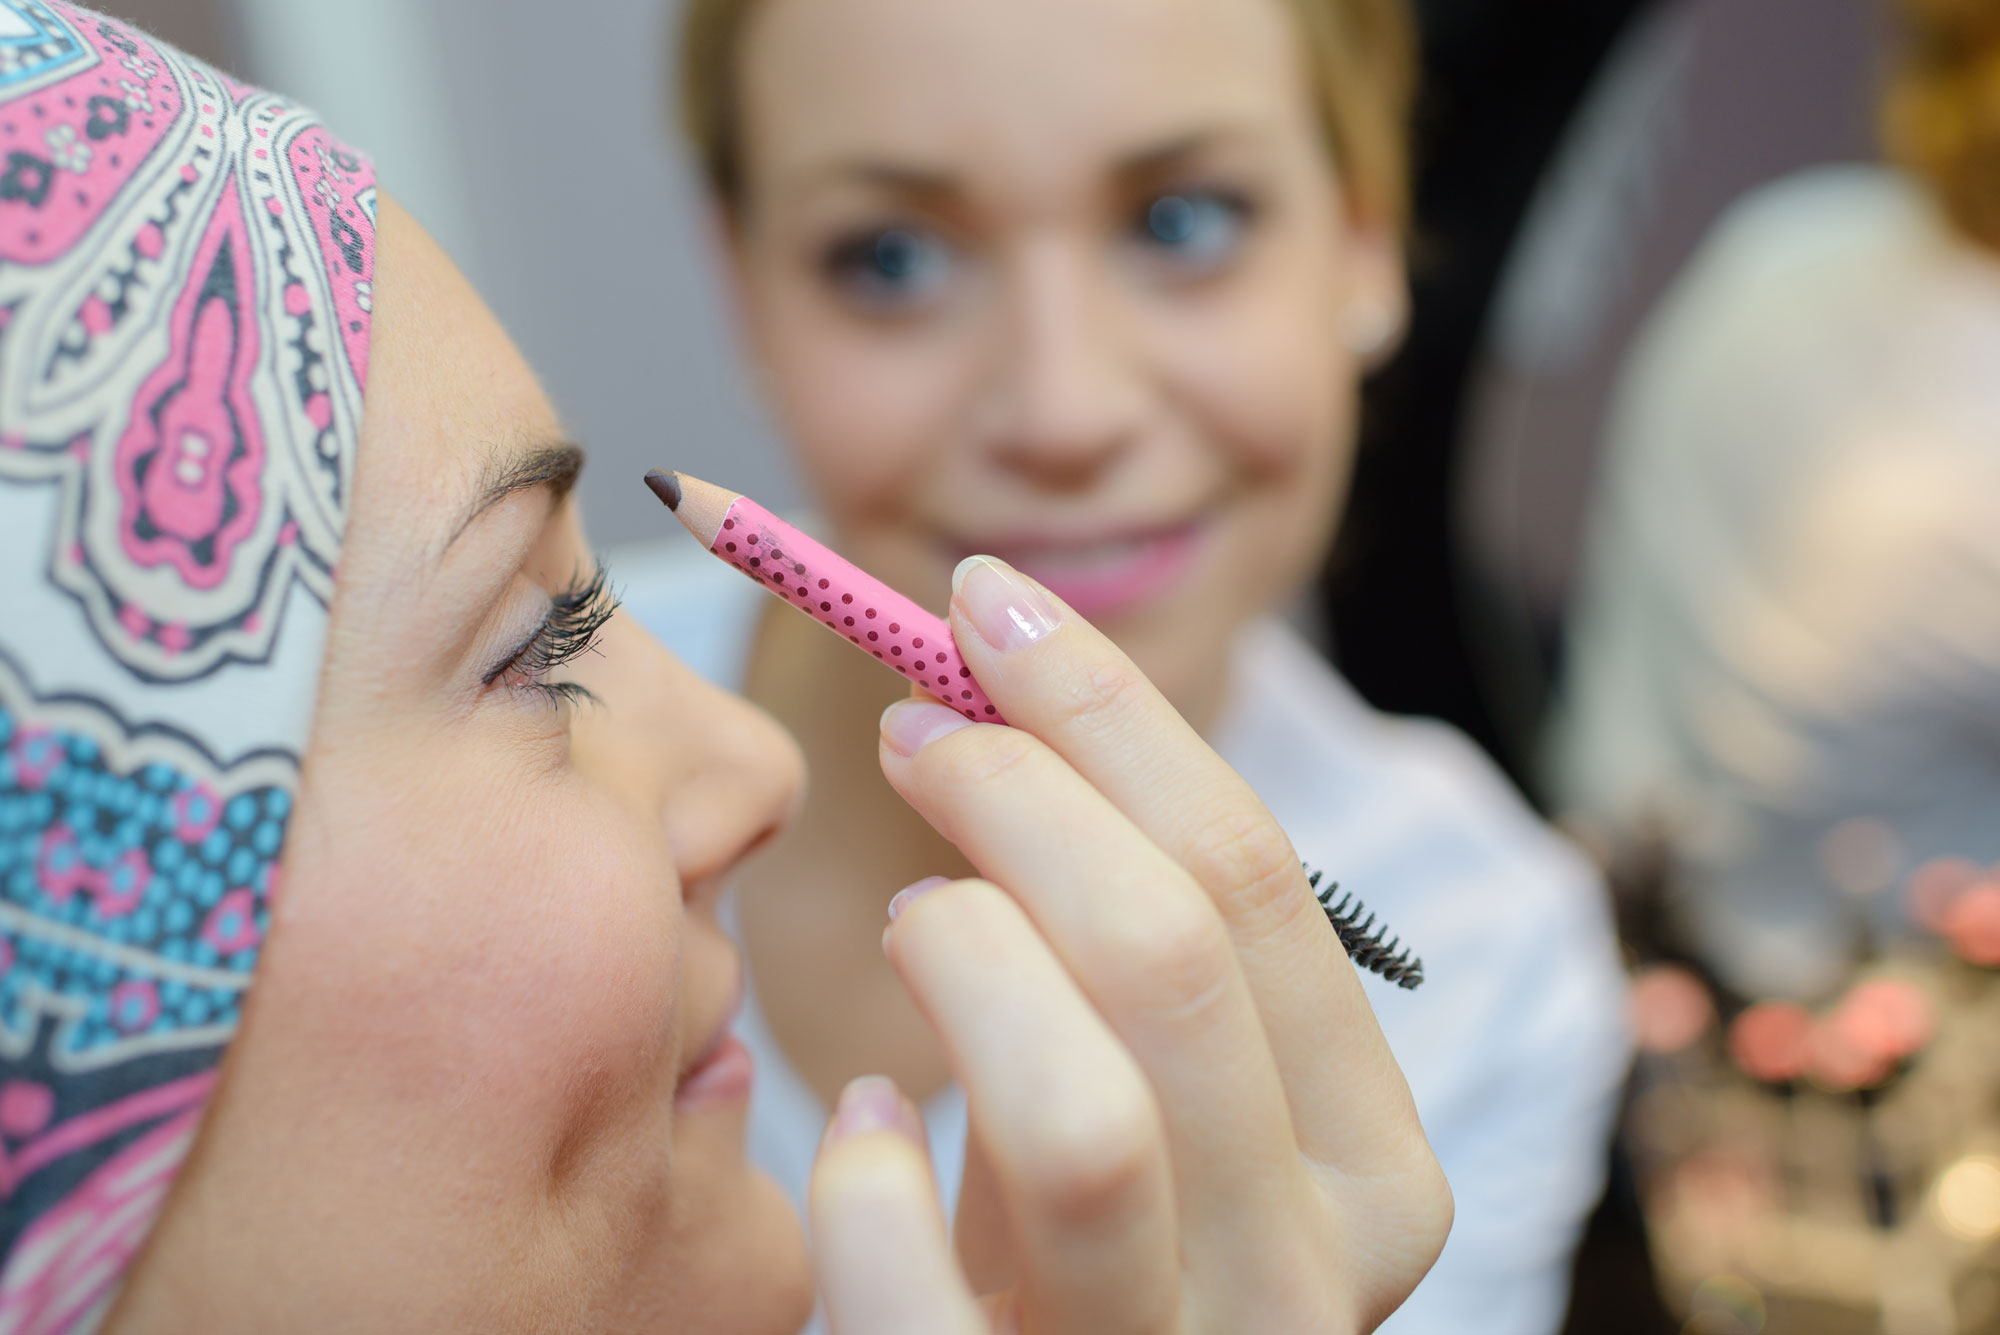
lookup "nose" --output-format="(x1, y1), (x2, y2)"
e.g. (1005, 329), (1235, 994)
(609, 617), (806, 905)
(978, 239), (1146, 489)
(669, 682), (804, 905)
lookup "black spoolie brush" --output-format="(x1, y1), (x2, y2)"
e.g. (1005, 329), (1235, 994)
(1306, 865), (1424, 990)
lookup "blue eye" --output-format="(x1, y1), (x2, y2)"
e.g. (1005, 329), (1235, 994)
(1138, 190), (1251, 274)
(824, 227), (955, 311)
(873, 230), (926, 279)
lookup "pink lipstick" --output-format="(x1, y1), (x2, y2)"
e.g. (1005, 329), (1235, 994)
(992, 520), (1203, 622)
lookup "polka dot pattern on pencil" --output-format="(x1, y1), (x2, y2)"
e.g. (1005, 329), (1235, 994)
(712, 498), (1005, 723)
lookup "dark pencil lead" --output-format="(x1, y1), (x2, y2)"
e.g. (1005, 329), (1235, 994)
(644, 469), (682, 511)
(1304, 862), (1424, 990)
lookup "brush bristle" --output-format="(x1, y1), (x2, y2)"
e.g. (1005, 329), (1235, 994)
(1306, 864), (1424, 990)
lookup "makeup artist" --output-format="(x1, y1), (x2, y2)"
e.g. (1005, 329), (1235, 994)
(0, 3), (1449, 1331)
(627, 0), (1630, 1329)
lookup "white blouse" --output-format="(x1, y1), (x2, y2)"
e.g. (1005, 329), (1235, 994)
(621, 542), (1630, 1334)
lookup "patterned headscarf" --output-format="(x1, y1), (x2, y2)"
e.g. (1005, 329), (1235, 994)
(0, 3), (374, 1328)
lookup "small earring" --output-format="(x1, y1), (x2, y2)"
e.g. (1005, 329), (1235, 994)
(1340, 302), (1399, 362)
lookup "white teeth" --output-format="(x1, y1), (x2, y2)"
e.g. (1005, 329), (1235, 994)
(1014, 538), (1151, 576)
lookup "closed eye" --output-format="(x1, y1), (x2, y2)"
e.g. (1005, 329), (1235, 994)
(484, 560), (620, 708)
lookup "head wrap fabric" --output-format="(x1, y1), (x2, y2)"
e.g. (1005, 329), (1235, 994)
(0, 3), (374, 1327)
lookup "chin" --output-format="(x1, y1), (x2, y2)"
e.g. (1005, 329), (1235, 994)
(1107, 577), (1246, 715)
(671, 1145), (816, 1334)
(1124, 631), (1219, 718)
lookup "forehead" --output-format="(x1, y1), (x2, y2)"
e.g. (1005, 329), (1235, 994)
(349, 199), (569, 568)
(740, 0), (1313, 189)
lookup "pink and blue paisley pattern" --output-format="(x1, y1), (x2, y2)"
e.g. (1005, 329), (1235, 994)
(0, 4), (372, 1328)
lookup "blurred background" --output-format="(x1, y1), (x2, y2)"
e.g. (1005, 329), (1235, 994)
(109, 1), (2000, 1331)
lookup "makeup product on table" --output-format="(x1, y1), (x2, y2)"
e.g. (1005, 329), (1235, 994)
(644, 469), (1424, 989)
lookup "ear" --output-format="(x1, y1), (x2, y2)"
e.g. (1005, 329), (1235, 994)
(1338, 211), (1409, 370)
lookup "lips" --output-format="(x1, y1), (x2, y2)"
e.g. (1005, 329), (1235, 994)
(676, 967), (753, 1109)
(984, 517), (1205, 621)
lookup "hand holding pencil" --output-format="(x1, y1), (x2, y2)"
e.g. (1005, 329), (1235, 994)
(828, 552), (1450, 1332)
(650, 471), (1454, 1333)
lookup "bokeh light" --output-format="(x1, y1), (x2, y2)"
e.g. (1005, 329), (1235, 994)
(1933, 1155), (2000, 1242)
(1632, 964), (1716, 1055)
(1906, 856), (1981, 933)
(1944, 882), (2000, 967)
(1727, 1002), (1812, 1084)
(1830, 977), (1934, 1064)
(1803, 1013), (1894, 1092)
(1818, 817), (1903, 898)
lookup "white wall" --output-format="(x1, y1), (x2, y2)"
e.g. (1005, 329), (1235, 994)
(227, 0), (797, 548)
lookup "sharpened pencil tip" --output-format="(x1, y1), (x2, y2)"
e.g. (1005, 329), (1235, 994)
(644, 469), (682, 511)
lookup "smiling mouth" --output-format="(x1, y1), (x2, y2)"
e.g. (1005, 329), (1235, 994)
(984, 518), (1206, 621)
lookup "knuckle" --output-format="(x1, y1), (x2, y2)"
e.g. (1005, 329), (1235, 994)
(1015, 1089), (1162, 1226)
(1239, 1235), (1349, 1329)
(922, 725), (1042, 791)
(1367, 1174), (1456, 1328)
(1041, 655), (1151, 737)
(1182, 806), (1309, 929)
(1413, 1157), (1455, 1248)
(1104, 901), (1237, 1018)
(1340, 1146), (1455, 1326)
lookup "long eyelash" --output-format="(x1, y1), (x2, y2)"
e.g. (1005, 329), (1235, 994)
(484, 561), (620, 706)
(1306, 864), (1424, 990)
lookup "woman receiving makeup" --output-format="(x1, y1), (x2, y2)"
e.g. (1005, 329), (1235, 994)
(630, 0), (1631, 1329)
(0, 3), (1448, 1330)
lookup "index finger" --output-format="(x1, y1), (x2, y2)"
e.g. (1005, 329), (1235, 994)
(946, 555), (1418, 1163)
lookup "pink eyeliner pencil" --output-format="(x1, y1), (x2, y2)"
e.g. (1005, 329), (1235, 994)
(646, 470), (1006, 725)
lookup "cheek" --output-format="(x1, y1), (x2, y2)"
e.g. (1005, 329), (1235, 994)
(273, 758), (684, 1142)
(753, 278), (972, 522)
(1162, 254), (1355, 483)
(1152, 246), (1359, 618)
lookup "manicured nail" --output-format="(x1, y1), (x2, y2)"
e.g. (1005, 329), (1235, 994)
(880, 699), (975, 758)
(829, 1074), (922, 1143)
(953, 556), (1061, 651)
(888, 876), (952, 922)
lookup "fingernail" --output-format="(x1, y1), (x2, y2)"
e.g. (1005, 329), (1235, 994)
(953, 556), (1061, 651)
(888, 875), (952, 922)
(830, 1074), (922, 1143)
(880, 699), (975, 758)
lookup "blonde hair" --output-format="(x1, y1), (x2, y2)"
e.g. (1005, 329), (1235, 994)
(677, 0), (1418, 231)
(1884, 0), (2000, 251)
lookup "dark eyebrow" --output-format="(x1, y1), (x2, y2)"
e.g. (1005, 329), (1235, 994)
(792, 128), (1258, 204)
(784, 160), (959, 208)
(849, 163), (956, 195)
(1111, 130), (1254, 183)
(447, 439), (586, 551)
